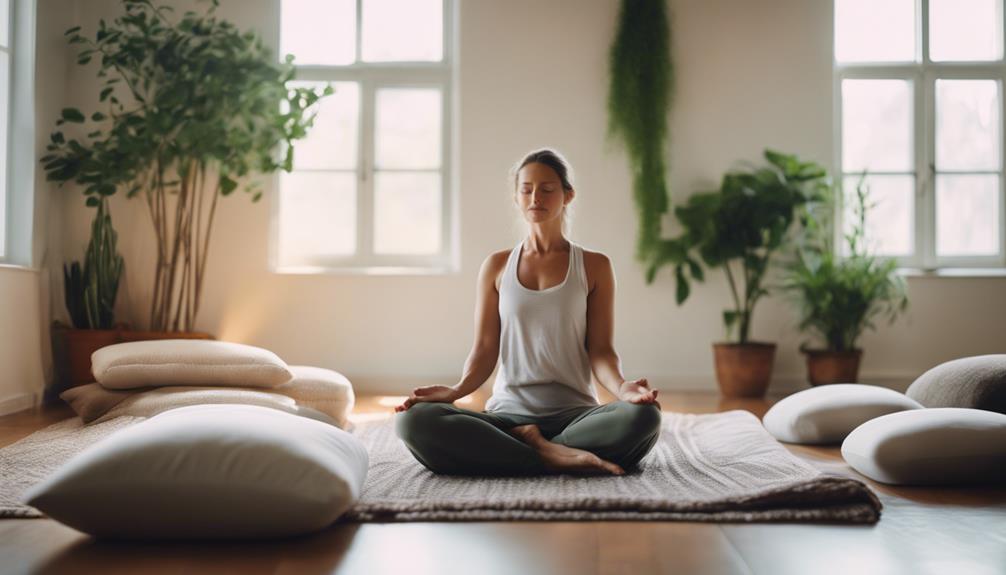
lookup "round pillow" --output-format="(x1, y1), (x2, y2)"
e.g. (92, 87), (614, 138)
(763, 384), (922, 445)
(841, 408), (1006, 485)
(23, 404), (369, 539)
(906, 355), (1006, 414)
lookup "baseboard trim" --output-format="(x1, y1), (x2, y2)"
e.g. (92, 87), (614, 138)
(0, 392), (38, 416)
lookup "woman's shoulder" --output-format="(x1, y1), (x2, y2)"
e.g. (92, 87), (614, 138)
(578, 246), (612, 270)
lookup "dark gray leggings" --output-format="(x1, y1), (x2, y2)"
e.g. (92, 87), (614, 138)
(394, 401), (662, 476)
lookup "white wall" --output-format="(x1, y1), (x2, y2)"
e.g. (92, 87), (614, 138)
(0, 0), (72, 413)
(49, 0), (1006, 397)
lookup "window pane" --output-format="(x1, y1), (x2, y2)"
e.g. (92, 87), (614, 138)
(0, 0), (9, 48)
(374, 172), (441, 254)
(936, 174), (1000, 256)
(375, 88), (441, 169)
(280, 0), (355, 66)
(289, 82), (359, 171)
(279, 172), (357, 262)
(843, 175), (915, 256)
(362, 0), (443, 62)
(842, 79), (913, 172)
(930, 0), (1003, 62)
(835, 0), (916, 63)
(936, 80), (1000, 171)
(0, 52), (8, 258)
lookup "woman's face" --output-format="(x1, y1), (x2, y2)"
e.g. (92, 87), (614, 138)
(515, 162), (573, 226)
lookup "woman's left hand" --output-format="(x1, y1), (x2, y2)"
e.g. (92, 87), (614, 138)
(618, 378), (660, 406)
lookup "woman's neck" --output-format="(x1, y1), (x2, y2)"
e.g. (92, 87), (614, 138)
(525, 226), (569, 254)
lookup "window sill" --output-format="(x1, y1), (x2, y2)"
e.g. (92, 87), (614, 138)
(897, 267), (1006, 279)
(0, 262), (39, 274)
(272, 265), (460, 276)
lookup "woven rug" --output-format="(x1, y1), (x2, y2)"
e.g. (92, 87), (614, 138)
(0, 410), (881, 523)
(345, 410), (881, 523)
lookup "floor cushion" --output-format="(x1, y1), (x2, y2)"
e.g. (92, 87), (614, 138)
(906, 355), (1006, 415)
(23, 404), (369, 539)
(763, 384), (922, 445)
(841, 408), (1006, 485)
(63, 364), (355, 428)
(91, 340), (293, 389)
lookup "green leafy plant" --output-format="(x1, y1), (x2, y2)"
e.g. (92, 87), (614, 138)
(63, 198), (125, 330)
(607, 0), (673, 263)
(42, 0), (329, 332)
(646, 150), (829, 343)
(784, 174), (908, 352)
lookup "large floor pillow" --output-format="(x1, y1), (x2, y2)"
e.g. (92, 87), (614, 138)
(24, 404), (369, 539)
(91, 340), (293, 389)
(62, 367), (355, 428)
(906, 355), (1006, 415)
(763, 384), (922, 445)
(841, 408), (1006, 485)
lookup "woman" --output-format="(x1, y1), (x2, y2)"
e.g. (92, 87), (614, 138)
(395, 148), (661, 476)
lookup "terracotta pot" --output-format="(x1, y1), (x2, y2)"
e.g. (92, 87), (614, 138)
(712, 342), (776, 398)
(803, 348), (862, 386)
(51, 323), (214, 393)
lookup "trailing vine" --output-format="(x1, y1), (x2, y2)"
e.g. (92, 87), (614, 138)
(607, 0), (673, 263)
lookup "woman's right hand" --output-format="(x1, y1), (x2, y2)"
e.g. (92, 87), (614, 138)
(394, 385), (461, 412)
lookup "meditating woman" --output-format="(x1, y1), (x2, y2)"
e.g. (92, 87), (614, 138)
(395, 148), (662, 476)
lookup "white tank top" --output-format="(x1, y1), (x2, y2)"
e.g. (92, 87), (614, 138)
(484, 241), (599, 416)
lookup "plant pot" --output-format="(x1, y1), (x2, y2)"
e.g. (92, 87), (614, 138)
(51, 322), (214, 394)
(712, 342), (776, 398)
(803, 348), (862, 386)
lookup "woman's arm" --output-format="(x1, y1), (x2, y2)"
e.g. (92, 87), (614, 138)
(585, 252), (659, 405)
(396, 251), (505, 412)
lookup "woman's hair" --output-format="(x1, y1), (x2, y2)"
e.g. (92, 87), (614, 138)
(509, 148), (576, 236)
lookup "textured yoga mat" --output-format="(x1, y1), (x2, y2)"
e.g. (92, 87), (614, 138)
(1, 410), (881, 523)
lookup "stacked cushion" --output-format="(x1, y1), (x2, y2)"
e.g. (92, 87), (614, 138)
(906, 355), (1006, 415)
(841, 408), (1006, 485)
(24, 404), (368, 539)
(91, 340), (293, 389)
(763, 384), (922, 444)
(62, 365), (356, 428)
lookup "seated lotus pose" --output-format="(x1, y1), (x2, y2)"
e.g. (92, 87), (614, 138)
(395, 148), (662, 476)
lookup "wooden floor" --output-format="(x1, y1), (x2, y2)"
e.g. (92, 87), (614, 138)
(2, 390), (1005, 575)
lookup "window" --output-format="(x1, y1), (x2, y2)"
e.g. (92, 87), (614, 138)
(0, 0), (11, 260)
(835, 0), (1006, 268)
(275, 0), (455, 273)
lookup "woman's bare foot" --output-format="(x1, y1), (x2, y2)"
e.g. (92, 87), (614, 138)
(509, 424), (625, 476)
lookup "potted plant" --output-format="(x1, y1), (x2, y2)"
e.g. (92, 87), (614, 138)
(42, 0), (328, 334)
(646, 150), (828, 397)
(52, 197), (125, 392)
(784, 175), (908, 386)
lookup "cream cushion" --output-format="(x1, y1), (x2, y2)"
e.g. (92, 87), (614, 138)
(23, 404), (368, 539)
(62, 365), (354, 428)
(763, 384), (923, 445)
(841, 408), (1006, 485)
(91, 340), (293, 389)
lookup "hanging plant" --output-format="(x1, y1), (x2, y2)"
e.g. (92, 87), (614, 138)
(607, 0), (673, 263)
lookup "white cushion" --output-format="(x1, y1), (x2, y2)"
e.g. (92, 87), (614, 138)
(23, 404), (368, 539)
(841, 408), (1006, 485)
(91, 340), (293, 389)
(279, 366), (356, 428)
(63, 366), (355, 429)
(763, 384), (922, 445)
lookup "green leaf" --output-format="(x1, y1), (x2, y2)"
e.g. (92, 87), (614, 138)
(674, 266), (690, 305)
(61, 108), (86, 123)
(91, 112), (106, 122)
(85, 196), (100, 207)
(219, 175), (238, 195)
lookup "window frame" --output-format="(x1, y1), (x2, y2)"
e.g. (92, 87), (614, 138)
(833, 0), (1006, 270)
(272, 0), (457, 275)
(0, 0), (11, 262)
